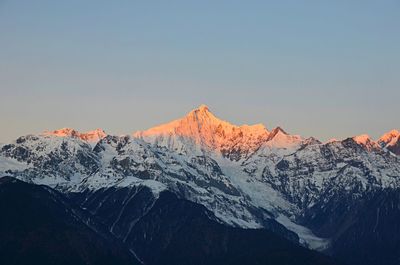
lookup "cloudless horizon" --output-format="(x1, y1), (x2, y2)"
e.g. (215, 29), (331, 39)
(1, 1), (399, 143)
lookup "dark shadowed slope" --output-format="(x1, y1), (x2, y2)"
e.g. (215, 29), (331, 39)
(72, 187), (341, 265)
(330, 190), (400, 265)
(127, 191), (341, 265)
(0, 176), (140, 265)
(0, 176), (341, 265)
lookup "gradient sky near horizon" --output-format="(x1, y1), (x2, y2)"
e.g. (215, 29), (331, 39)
(0, 0), (399, 143)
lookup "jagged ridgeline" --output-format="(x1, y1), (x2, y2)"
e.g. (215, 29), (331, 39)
(1, 105), (399, 265)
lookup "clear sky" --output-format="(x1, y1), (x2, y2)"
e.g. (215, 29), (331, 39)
(0, 0), (399, 143)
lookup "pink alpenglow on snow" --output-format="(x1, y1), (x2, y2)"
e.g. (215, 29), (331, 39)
(352, 134), (381, 151)
(134, 105), (269, 151)
(378, 129), (400, 155)
(133, 105), (303, 159)
(353, 134), (372, 145)
(43, 128), (107, 143)
(378, 129), (400, 147)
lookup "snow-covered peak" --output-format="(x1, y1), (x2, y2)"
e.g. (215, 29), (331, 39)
(44, 128), (80, 137)
(80, 129), (107, 142)
(264, 127), (303, 149)
(196, 104), (210, 112)
(378, 129), (400, 155)
(133, 105), (270, 159)
(378, 129), (400, 147)
(43, 128), (107, 143)
(353, 134), (371, 145)
(267, 127), (288, 140)
(352, 134), (381, 151)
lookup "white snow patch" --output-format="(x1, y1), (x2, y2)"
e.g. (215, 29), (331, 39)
(0, 156), (31, 174)
(277, 215), (330, 251)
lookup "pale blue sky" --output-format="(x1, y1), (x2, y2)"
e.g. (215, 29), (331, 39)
(0, 0), (399, 142)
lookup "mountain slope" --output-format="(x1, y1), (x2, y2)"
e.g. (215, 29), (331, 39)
(319, 189), (400, 265)
(0, 176), (139, 265)
(0, 176), (340, 265)
(124, 191), (340, 265)
(69, 185), (340, 265)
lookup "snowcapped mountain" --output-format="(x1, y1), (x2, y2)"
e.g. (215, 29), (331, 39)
(134, 104), (271, 160)
(378, 129), (400, 155)
(0, 105), (399, 265)
(44, 128), (107, 144)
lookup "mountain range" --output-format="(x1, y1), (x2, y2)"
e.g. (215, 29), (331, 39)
(1, 104), (399, 265)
